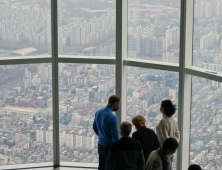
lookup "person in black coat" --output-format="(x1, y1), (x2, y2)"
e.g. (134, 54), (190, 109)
(132, 115), (160, 162)
(188, 164), (201, 170)
(106, 121), (145, 170)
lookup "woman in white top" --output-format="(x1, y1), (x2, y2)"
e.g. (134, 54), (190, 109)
(156, 100), (180, 170)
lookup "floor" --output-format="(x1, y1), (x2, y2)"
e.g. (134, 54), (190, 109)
(26, 168), (95, 170)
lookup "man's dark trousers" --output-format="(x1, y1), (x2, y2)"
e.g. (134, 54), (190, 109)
(98, 144), (110, 170)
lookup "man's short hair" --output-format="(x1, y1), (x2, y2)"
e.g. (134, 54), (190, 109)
(120, 121), (132, 136)
(132, 115), (146, 127)
(108, 95), (121, 106)
(162, 138), (178, 151)
(188, 164), (201, 170)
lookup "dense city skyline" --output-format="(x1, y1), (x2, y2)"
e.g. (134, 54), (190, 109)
(0, 0), (222, 169)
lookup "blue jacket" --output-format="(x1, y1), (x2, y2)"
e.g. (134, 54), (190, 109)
(93, 105), (119, 147)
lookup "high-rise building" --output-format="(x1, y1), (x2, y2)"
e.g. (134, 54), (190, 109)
(6, 0), (11, 10)
(166, 73), (177, 89)
(154, 38), (167, 56)
(23, 68), (32, 89)
(166, 27), (179, 48)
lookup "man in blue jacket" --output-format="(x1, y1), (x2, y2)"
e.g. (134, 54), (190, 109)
(93, 95), (121, 170)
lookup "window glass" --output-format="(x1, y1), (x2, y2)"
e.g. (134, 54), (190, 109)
(0, 64), (53, 165)
(58, 0), (116, 57)
(127, 66), (179, 169)
(193, 0), (222, 74)
(59, 63), (115, 163)
(190, 76), (222, 169)
(0, 0), (51, 57)
(128, 0), (180, 63)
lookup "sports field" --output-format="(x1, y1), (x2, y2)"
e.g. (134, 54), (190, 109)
(3, 105), (41, 113)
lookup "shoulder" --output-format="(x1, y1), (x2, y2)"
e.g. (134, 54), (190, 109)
(146, 128), (158, 136)
(138, 128), (156, 135)
(146, 127), (156, 133)
(132, 131), (140, 141)
(96, 107), (106, 114)
(111, 140), (119, 146)
(110, 139), (141, 152)
(159, 118), (167, 125)
(130, 138), (142, 149)
(172, 116), (177, 122)
(110, 114), (118, 122)
(148, 150), (160, 160)
(150, 150), (158, 156)
(147, 150), (158, 161)
(110, 140), (120, 151)
(132, 130), (139, 136)
(167, 116), (177, 124)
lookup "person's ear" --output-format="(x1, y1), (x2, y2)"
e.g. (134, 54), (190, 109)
(167, 149), (171, 155)
(119, 129), (122, 136)
(114, 102), (118, 107)
(161, 107), (165, 114)
(171, 149), (177, 154)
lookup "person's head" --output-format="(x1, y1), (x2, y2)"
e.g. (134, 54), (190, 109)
(188, 164), (201, 170)
(162, 138), (178, 155)
(108, 95), (121, 112)
(120, 121), (132, 137)
(160, 100), (176, 117)
(132, 115), (146, 129)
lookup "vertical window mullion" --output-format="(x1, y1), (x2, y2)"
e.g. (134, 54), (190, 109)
(178, 0), (194, 169)
(116, 0), (128, 127)
(179, 73), (192, 170)
(51, 0), (60, 167)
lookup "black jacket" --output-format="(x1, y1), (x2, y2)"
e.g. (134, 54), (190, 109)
(106, 137), (145, 170)
(132, 126), (160, 162)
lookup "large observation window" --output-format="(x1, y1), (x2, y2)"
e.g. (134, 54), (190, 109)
(59, 63), (115, 163)
(0, 0), (51, 57)
(0, 64), (53, 165)
(58, 0), (116, 57)
(127, 0), (180, 63)
(1, 0), (222, 170)
(190, 76), (222, 168)
(127, 66), (179, 170)
(193, 0), (222, 74)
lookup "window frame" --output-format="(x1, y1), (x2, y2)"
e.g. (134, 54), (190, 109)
(0, 0), (222, 169)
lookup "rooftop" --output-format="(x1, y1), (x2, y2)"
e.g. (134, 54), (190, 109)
(10, 48), (37, 56)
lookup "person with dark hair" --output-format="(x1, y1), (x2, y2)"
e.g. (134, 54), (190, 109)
(156, 100), (180, 170)
(188, 164), (201, 170)
(93, 95), (121, 170)
(106, 121), (145, 170)
(132, 115), (160, 162)
(144, 138), (179, 170)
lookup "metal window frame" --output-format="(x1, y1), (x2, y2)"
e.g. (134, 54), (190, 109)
(177, 0), (193, 169)
(51, 0), (60, 168)
(0, 0), (222, 169)
(115, 0), (128, 128)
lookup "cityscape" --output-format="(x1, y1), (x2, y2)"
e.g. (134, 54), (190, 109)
(0, 0), (222, 169)
(0, 64), (53, 165)
(59, 63), (115, 163)
(190, 77), (222, 169)
(128, 0), (180, 63)
(193, 0), (222, 73)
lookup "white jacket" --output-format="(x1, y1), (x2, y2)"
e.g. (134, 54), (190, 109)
(156, 114), (180, 147)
